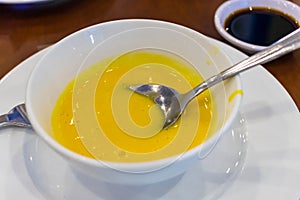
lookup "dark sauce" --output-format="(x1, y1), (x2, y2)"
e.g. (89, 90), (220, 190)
(225, 7), (299, 46)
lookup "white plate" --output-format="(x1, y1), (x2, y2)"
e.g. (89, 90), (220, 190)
(0, 0), (56, 4)
(0, 38), (300, 199)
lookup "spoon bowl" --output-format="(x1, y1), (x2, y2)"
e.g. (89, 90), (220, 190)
(130, 84), (183, 129)
(131, 28), (300, 129)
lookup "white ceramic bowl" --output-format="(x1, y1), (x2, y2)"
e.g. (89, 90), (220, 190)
(26, 19), (242, 185)
(214, 0), (300, 53)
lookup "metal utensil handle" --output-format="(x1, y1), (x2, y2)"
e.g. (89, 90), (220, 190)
(0, 104), (31, 128)
(194, 28), (300, 96)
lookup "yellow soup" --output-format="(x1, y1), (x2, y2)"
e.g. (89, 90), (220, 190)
(51, 50), (215, 162)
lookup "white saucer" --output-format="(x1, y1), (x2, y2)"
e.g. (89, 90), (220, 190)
(0, 37), (300, 199)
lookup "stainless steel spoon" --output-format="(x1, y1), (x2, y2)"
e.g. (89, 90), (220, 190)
(130, 28), (300, 129)
(0, 103), (31, 128)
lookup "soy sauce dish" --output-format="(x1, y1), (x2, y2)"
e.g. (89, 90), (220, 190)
(214, 0), (300, 53)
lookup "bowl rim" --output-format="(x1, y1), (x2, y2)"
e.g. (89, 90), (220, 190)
(26, 19), (242, 174)
(214, 0), (300, 53)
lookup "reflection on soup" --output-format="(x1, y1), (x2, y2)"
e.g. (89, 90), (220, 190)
(51, 50), (215, 162)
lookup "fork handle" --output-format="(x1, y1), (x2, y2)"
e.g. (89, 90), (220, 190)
(0, 114), (10, 128)
(193, 28), (300, 97)
(0, 105), (31, 129)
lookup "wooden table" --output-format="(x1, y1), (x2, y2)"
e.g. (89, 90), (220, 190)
(0, 0), (299, 109)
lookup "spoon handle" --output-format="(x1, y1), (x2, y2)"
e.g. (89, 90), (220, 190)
(193, 28), (300, 96)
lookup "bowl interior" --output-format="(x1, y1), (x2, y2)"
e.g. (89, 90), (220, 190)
(26, 20), (242, 168)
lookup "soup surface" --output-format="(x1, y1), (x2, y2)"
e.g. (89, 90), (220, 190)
(51, 50), (214, 162)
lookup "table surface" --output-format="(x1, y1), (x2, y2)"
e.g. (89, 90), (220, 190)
(0, 0), (299, 109)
